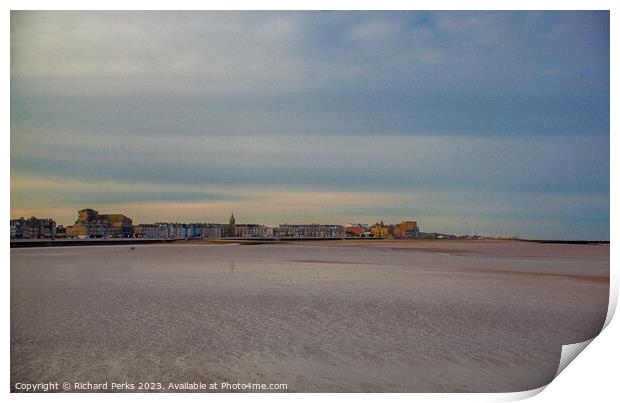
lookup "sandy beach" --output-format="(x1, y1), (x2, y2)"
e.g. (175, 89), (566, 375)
(10, 240), (609, 392)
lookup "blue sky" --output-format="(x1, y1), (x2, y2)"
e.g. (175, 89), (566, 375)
(10, 11), (610, 239)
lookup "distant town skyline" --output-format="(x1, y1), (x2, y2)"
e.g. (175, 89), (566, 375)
(11, 11), (610, 240)
(11, 208), (423, 240)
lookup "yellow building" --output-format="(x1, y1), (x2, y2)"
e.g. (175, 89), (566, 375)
(370, 224), (389, 238)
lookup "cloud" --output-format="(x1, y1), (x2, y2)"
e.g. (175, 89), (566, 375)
(10, 11), (610, 239)
(11, 131), (609, 194)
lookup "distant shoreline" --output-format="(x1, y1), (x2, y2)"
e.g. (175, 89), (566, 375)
(9, 237), (609, 248)
(516, 239), (610, 245)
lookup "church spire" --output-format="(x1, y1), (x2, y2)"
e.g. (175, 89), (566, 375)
(229, 212), (236, 237)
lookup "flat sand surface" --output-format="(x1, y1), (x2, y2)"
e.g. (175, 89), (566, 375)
(10, 240), (609, 392)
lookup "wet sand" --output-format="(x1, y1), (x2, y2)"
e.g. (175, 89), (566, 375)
(10, 240), (609, 392)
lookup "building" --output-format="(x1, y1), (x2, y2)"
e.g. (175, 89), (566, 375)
(228, 213), (236, 237)
(55, 225), (66, 239)
(393, 221), (420, 239)
(186, 224), (201, 238)
(196, 223), (224, 239)
(133, 224), (160, 238)
(158, 222), (186, 239)
(235, 224), (267, 238)
(10, 217), (56, 239)
(153, 222), (227, 239)
(370, 222), (389, 238)
(278, 224), (345, 238)
(345, 225), (365, 238)
(263, 227), (275, 237)
(65, 209), (133, 238)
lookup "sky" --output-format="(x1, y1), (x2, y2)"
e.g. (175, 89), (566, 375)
(10, 11), (610, 239)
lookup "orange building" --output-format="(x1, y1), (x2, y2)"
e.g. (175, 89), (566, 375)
(345, 225), (365, 237)
(393, 221), (419, 239)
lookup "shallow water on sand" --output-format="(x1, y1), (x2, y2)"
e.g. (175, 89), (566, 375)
(11, 241), (609, 392)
